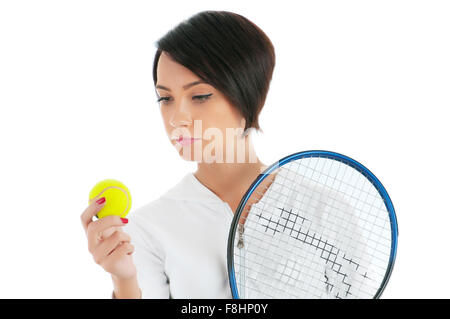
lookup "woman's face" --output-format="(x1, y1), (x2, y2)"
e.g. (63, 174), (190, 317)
(155, 51), (247, 163)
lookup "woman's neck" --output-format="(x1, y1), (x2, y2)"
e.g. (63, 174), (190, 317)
(193, 137), (266, 210)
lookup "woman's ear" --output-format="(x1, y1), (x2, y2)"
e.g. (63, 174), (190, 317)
(240, 118), (253, 138)
(240, 118), (246, 129)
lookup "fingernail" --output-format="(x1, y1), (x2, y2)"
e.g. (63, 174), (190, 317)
(121, 218), (128, 224)
(96, 197), (106, 205)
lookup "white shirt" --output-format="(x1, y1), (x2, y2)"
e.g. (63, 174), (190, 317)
(123, 172), (234, 299)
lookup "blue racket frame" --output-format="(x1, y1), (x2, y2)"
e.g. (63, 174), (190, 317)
(227, 150), (399, 299)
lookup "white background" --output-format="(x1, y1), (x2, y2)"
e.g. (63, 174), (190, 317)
(0, 0), (449, 298)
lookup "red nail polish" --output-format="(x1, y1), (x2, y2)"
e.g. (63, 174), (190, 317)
(121, 218), (128, 224)
(96, 197), (106, 205)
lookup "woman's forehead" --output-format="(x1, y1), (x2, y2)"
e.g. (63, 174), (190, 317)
(157, 52), (193, 77)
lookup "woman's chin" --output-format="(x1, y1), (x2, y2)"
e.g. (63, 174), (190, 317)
(177, 147), (222, 164)
(176, 145), (200, 162)
(174, 142), (227, 164)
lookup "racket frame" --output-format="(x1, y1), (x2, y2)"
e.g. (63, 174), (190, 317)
(227, 150), (399, 299)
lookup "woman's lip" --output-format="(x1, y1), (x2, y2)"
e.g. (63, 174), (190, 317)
(174, 137), (201, 146)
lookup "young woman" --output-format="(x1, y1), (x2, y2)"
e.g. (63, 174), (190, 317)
(81, 10), (276, 298)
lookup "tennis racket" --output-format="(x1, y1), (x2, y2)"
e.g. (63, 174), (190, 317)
(227, 150), (398, 299)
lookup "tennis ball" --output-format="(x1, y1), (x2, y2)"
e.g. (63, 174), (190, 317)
(88, 179), (132, 219)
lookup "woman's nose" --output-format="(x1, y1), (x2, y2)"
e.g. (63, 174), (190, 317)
(169, 108), (192, 128)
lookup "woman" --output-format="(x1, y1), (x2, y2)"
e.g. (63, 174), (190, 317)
(81, 10), (276, 298)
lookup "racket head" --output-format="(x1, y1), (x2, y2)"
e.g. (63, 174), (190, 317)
(227, 150), (398, 299)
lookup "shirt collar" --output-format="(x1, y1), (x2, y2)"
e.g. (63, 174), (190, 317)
(161, 172), (225, 204)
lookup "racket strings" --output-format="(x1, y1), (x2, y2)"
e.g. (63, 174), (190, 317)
(264, 176), (391, 256)
(243, 206), (367, 298)
(233, 157), (392, 298)
(258, 160), (391, 260)
(284, 159), (390, 294)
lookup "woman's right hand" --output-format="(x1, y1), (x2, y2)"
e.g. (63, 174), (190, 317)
(80, 198), (137, 280)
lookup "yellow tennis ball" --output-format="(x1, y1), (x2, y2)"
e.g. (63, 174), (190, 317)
(88, 179), (132, 219)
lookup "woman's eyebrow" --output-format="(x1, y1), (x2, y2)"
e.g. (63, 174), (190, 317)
(155, 80), (208, 92)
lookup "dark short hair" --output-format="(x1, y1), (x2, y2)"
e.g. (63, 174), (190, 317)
(152, 10), (276, 132)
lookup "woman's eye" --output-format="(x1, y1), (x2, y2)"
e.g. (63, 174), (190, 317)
(156, 94), (212, 105)
(156, 97), (171, 104)
(193, 93), (212, 102)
